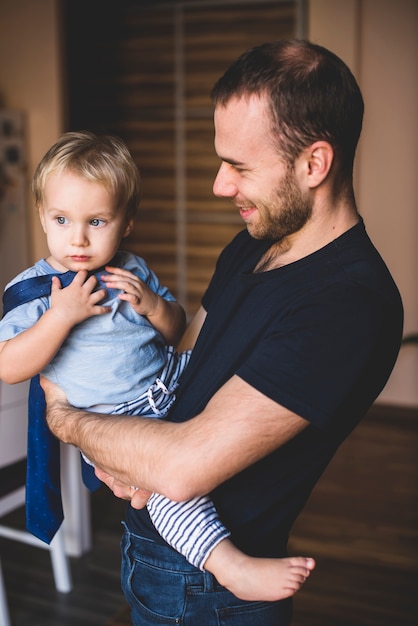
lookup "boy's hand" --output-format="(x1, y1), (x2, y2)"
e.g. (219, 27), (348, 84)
(101, 266), (160, 318)
(102, 265), (186, 346)
(50, 271), (110, 326)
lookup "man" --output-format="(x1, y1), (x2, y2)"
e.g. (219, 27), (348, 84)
(43, 40), (403, 625)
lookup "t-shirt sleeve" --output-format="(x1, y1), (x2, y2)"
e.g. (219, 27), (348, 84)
(0, 297), (48, 341)
(236, 282), (388, 430)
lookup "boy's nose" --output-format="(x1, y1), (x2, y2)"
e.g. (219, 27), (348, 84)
(71, 226), (89, 246)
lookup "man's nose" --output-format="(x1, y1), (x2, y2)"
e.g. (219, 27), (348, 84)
(213, 162), (238, 198)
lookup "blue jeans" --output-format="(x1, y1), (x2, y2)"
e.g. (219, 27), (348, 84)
(120, 524), (293, 625)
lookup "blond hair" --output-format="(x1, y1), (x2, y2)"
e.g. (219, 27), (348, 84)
(33, 131), (141, 220)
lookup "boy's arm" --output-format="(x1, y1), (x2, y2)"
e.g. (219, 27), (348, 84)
(0, 308), (73, 384)
(144, 298), (186, 347)
(177, 306), (207, 352)
(0, 272), (109, 384)
(146, 492), (230, 570)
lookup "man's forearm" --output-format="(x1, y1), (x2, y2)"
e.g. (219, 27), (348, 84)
(43, 374), (308, 501)
(46, 395), (222, 500)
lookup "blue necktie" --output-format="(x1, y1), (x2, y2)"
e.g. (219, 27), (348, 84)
(2, 271), (101, 544)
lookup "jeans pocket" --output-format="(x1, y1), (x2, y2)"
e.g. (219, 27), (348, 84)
(121, 529), (184, 624)
(216, 599), (292, 626)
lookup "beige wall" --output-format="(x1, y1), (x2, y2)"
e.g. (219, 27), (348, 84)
(0, 0), (63, 262)
(309, 0), (418, 405)
(0, 0), (416, 405)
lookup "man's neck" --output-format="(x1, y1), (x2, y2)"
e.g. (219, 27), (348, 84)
(254, 204), (360, 273)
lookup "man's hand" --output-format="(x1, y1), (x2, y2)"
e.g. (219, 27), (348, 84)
(40, 375), (73, 442)
(94, 466), (152, 509)
(40, 376), (156, 493)
(41, 376), (152, 508)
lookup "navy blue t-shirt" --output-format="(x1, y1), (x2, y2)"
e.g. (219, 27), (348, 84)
(127, 220), (403, 557)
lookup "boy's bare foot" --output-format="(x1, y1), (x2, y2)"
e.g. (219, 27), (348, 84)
(204, 539), (316, 602)
(225, 555), (316, 601)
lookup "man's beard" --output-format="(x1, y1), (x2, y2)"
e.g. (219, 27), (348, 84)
(248, 169), (313, 241)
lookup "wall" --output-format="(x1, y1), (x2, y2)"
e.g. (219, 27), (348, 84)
(0, 0), (63, 263)
(0, 0), (416, 406)
(309, 0), (418, 406)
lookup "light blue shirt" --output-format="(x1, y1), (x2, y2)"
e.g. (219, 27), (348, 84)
(0, 250), (176, 408)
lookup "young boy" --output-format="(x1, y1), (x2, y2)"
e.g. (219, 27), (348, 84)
(0, 131), (314, 601)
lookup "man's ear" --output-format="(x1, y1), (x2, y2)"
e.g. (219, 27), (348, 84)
(305, 141), (334, 188)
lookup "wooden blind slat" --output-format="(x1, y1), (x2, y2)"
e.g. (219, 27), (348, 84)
(64, 0), (297, 315)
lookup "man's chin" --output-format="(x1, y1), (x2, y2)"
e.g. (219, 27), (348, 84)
(246, 223), (266, 240)
(244, 220), (257, 236)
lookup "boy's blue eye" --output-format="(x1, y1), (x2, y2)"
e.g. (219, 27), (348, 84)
(90, 218), (104, 227)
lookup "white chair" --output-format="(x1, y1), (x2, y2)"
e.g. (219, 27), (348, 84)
(0, 380), (72, 625)
(0, 555), (11, 626)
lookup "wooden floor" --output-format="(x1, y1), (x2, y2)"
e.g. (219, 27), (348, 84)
(1, 403), (417, 625)
(290, 404), (418, 626)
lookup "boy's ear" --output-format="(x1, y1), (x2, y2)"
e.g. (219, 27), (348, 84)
(38, 206), (47, 233)
(123, 218), (134, 238)
(305, 141), (334, 188)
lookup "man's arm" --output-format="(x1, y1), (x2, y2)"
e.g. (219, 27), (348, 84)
(42, 373), (308, 502)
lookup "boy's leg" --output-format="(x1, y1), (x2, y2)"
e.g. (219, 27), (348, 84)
(147, 492), (230, 569)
